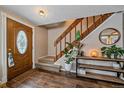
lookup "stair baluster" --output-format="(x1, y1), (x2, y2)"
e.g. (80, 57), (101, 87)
(75, 26), (76, 40)
(80, 20), (82, 34)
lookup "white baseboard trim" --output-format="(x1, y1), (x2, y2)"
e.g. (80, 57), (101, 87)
(1, 76), (7, 84)
(32, 64), (36, 69)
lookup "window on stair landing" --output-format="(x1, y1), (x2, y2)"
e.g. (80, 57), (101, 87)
(16, 30), (28, 54)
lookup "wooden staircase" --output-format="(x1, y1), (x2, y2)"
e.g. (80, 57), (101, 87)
(35, 56), (61, 72)
(36, 13), (113, 73)
(54, 13), (113, 61)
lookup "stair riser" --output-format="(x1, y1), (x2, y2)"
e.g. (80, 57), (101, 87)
(36, 64), (60, 72)
(38, 59), (54, 63)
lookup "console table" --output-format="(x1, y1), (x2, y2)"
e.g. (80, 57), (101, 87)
(76, 56), (124, 84)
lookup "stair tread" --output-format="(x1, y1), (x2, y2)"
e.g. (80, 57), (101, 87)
(38, 56), (55, 63)
(43, 56), (55, 59)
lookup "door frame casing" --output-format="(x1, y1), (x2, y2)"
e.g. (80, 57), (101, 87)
(1, 12), (35, 83)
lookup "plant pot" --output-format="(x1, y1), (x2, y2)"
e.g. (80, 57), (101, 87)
(64, 63), (72, 72)
(111, 54), (118, 59)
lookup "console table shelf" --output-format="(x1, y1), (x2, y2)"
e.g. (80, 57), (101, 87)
(76, 56), (124, 84)
(79, 64), (124, 73)
(78, 72), (124, 84)
(77, 56), (124, 62)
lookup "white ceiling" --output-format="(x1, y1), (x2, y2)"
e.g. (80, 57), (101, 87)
(1, 5), (124, 26)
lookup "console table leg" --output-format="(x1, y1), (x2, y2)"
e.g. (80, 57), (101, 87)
(117, 72), (121, 77)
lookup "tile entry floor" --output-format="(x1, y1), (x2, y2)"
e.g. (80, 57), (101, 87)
(7, 69), (124, 88)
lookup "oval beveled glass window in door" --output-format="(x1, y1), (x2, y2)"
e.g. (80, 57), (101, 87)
(16, 30), (28, 54)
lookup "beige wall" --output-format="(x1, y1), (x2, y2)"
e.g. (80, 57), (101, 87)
(34, 27), (48, 63)
(82, 13), (123, 56)
(48, 20), (74, 56)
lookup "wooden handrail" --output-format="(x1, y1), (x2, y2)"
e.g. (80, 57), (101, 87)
(55, 13), (113, 61)
(54, 18), (83, 46)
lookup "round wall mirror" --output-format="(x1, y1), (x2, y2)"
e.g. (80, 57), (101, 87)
(99, 28), (120, 45)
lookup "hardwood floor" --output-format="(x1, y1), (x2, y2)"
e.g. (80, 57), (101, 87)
(7, 69), (124, 88)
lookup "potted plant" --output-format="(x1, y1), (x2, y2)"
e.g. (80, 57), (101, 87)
(101, 46), (112, 58)
(101, 45), (124, 59)
(63, 45), (78, 71)
(74, 30), (84, 56)
(63, 31), (83, 71)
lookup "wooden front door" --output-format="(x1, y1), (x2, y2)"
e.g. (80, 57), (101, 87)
(7, 18), (32, 80)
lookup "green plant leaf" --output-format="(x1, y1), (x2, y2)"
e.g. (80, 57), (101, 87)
(66, 42), (73, 49)
(101, 47), (107, 51)
(75, 30), (81, 41)
(63, 48), (68, 54)
(101, 45), (124, 59)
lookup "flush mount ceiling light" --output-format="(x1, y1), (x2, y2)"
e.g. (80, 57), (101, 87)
(39, 10), (45, 16)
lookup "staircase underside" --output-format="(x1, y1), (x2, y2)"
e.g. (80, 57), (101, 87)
(35, 56), (61, 72)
